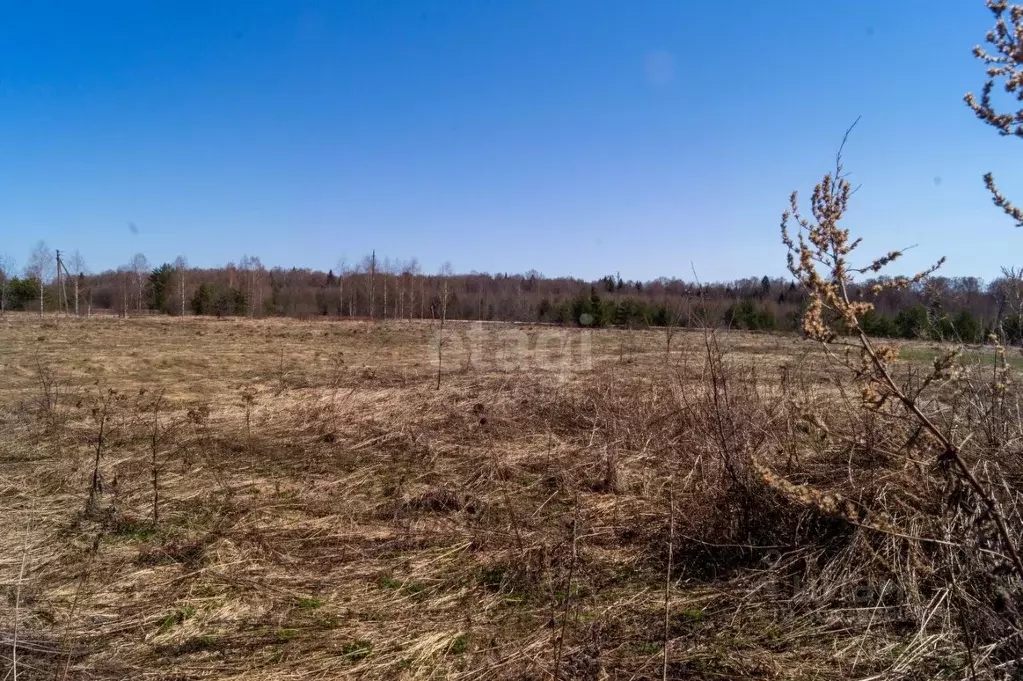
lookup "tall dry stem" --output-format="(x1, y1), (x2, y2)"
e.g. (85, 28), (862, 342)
(780, 120), (1023, 579)
(87, 390), (115, 512)
(966, 0), (1023, 226)
(150, 390), (165, 526)
(552, 496), (580, 681)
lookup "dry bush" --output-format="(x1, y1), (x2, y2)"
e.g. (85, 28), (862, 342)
(4, 309), (1016, 679)
(966, 0), (1023, 226)
(772, 121), (1023, 674)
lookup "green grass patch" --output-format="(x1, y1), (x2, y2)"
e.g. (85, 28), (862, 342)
(342, 639), (373, 661)
(316, 613), (340, 629)
(480, 566), (507, 589)
(111, 520), (159, 542)
(378, 575), (401, 590)
(157, 606), (196, 635)
(680, 609), (706, 623)
(554, 585), (588, 603)
(447, 634), (468, 655)
(297, 596), (324, 610)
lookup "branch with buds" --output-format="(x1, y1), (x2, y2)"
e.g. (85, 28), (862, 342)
(780, 121), (1023, 580)
(965, 0), (1023, 225)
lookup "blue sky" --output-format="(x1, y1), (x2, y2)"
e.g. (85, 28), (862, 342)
(0, 1), (1017, 282)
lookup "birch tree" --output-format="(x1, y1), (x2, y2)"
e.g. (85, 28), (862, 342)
(363, 251), (377, 319)
(0, 254), (13, 314)
(252, 257), (265, 316)
(381, 256), (392, 319)
(66, 250), (87, 316)
(436, 262), (453, 389)
(348, 261), (360, 317)
(404, 258), (420, 322)
(130, 253), (149, 312)
(118, 264), (131, 318)
(239, 255), (264, 316)
(174, 256), (188, 316)
(26, 241), (54, 317)
(336, 256), (348, 318)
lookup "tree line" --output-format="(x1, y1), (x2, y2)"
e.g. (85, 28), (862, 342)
(2, 242), (1022, 343)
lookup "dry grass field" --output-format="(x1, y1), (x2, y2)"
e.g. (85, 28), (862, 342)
(0, 313), (1020, 680)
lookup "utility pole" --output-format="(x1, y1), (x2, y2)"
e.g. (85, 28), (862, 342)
(61, 260), (71, 315)
(54, 250), (73, 316)
(369, 250), (376, 319)
(56, 250), (62, 315)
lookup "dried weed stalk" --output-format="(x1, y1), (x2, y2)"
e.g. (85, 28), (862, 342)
(965, 0), (1023, 225)
(87, 390), (116, 513)
(780, 122), (1023, 579)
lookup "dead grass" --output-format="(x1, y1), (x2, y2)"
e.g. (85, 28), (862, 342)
(0, 313), (1010, 679)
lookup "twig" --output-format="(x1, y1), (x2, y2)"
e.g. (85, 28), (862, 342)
(11, 520), (29, 681)
(489, 442), (524, 553)
(88, 391), (113, 512)
(782, 119), (1023, 580)
(151, 390), (164, 526)
(662, 485), (674, 681)
(553, 495), (580, 680)
(56, 533), (102, 681)
(849, 307), (1023, 578)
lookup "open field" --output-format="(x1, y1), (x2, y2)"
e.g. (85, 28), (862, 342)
(1, 314), (1021, 680)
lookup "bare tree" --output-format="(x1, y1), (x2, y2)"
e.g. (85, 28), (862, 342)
(477, 274), (485, 320)
(336, 256), (348, 318)
(238, 256), (251, 314)
(363, 251), (377, 319)
(397, 259), (415, 321)
(174, 256), (188, 316)
(347, 261), (360, 317)
(992, 266), (1023, 338)
(239, 255), (264, 316)
(117, 264), (131, 318)
(0, 253), (14, 315)
(420, 271), (426, 320)
(85, 272), (92, 316)
(381, 256), (392, 319)
(966, 1), (1023, 225)
(405, 258), (420, 322)
(396, 261), (404, 320)
(26, 241), (54, 317)
(436, 262), (453, 389)
(130, 253), (149, 312)
(66, 250), (87, 316)
(253, 257), (265, 316)
(663, 295), (690, 356)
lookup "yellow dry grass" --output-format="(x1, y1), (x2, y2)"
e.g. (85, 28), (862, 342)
(0, 313), (985, 679)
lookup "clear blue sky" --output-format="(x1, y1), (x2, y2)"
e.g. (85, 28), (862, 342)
(0, 1), (1017, 282)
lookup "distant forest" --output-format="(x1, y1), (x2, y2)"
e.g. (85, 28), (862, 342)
(2, 244), (1023, 343)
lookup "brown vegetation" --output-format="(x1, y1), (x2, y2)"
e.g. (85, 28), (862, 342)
(3, 5), (1023, 680)
(1, 311), (1020, 679)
